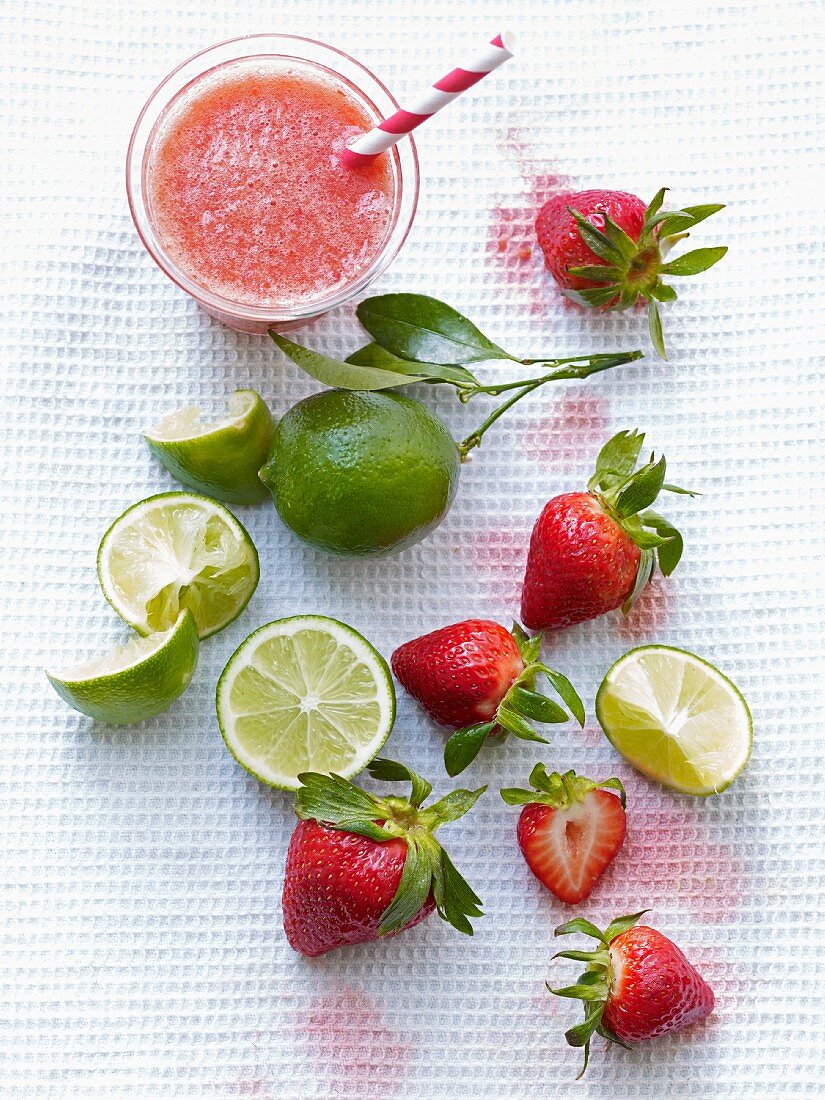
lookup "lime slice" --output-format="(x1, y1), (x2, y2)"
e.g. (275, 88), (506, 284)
(216, 615), (396, 790)
(596, 645), (752, 796)
(46, 610), (198, 725)
(98, 492), (259, 639)
(144, 389), (274, 505)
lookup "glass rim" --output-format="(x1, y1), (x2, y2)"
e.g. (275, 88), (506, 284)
(126, 33), (420, 324)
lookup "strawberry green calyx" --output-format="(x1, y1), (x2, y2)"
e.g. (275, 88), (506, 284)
(564, 188), (727, 359)
(549, 909), (650, 1078)
(588, 429), (697, 613)
(294, 758), (485, 936)
(500, 763), (625, 809)
(444, 625), (585, 777)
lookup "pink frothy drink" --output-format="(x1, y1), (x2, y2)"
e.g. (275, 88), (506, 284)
(127, 36), (419, 332)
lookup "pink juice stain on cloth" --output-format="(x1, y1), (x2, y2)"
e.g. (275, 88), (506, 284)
(616, 575), (673, 639)
(146, 63), (394, 307)
(521, 391), (611, 467)
(296, 984), (412, 1099)
(620, 779), (747, 923)
(487, 128), (572, 315)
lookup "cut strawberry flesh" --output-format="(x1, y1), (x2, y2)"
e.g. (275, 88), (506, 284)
(517, 789), (626, 904)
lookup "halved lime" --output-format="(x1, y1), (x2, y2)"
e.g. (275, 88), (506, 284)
(46, 610), (198, 725)
(97, 492), (259, 639)
(596, 645), (752, 796)
(144, 389), (275, 505)
(216, 615), (396, 790)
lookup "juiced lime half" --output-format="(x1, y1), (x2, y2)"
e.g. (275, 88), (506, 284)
(216, 615), (396, 790)
(97, 492), (259, 639)
(144, 389), (274, 504)
(596, 645), (752, 796)
(46, 610), (198, 725)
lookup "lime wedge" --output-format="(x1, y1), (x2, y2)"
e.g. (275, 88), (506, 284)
(216, 615), (396, 790)
(596, 645), (752, 796)
(97, 492), (259, 639)
(46, 610), (198, 725)
(144, 389), (274, 504)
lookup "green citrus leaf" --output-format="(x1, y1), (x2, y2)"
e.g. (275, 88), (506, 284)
(357, 294), (512, 365)
(271, 332), (427, 390)
(346, 343), (479, 386)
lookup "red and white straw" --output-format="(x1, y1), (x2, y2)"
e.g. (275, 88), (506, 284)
(343, 31), (515, 166)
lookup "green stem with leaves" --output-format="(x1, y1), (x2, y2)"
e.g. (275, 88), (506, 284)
(457, 350), (643, 460)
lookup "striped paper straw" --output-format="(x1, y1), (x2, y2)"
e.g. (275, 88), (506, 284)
(342, 31), (515, 166)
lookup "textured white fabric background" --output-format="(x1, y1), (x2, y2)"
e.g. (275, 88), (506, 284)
(2, 1), (824, 1096)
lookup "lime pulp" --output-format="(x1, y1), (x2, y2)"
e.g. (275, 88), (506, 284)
(595, 644), (752, 796)
(216, 615), (396, 790)
(97, 492), (259, 639)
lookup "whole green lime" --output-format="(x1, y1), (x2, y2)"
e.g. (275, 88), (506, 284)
(260, 390), (460, 556)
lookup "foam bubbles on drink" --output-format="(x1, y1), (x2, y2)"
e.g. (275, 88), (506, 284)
(146, 60), (396, 307)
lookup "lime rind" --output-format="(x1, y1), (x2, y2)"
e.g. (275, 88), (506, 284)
(97, 492), (259, 639)
(216, 615), (396, 791)
(46, 609), (199, 725)
(595, 645), (752, 796)
(144, 390), (274, 504)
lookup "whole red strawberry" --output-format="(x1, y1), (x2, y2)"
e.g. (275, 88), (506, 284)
(282, 758), (485, 957)
(551, 910), (714, 1076)
(536, 187), (727, 358)
(501, 765), (627, 904)
(521, 429), (693, 631)
(392, 620), (584, 775)
(537, 190), (646, 293)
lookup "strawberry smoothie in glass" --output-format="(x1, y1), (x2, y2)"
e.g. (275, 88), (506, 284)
(127, 35), (418, 332)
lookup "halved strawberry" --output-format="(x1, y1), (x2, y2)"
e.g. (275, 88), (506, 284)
(501, 766), (627, 904)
